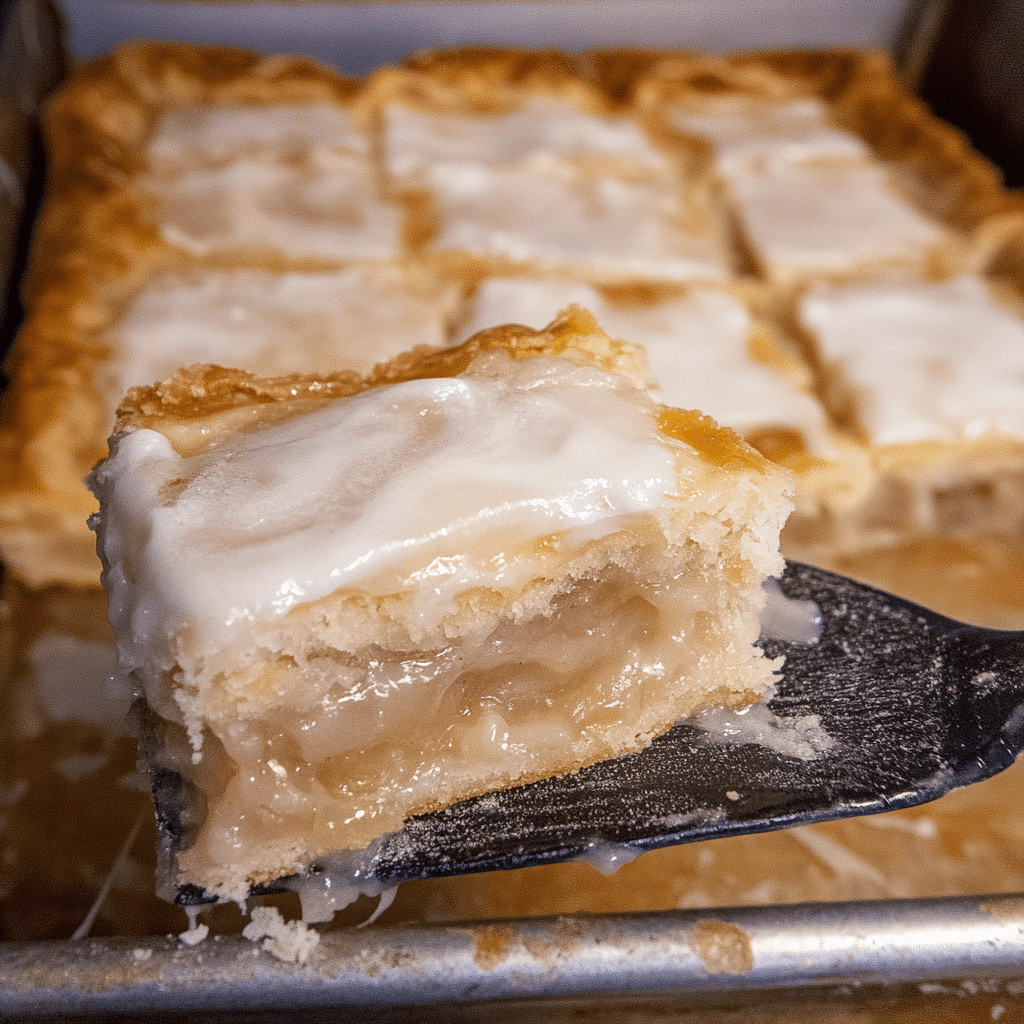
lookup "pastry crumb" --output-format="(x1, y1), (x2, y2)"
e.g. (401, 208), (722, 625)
(242, 906), (320, 964)
(178, 922), (209, 946)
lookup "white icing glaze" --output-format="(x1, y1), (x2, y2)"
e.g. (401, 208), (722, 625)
(760, 577), (822, 646)
(140, 152), (403, 261)
(800, 277), (1024, 445)
(384, 97), (671, 183)
(668, 97), (868, 174)
(102, 267), (457, 419)
(458, 278), (835, 455)
(92, 352), (680, 661)
(573, 840), (644, 875)
(178, 921), (209, 947)
(147, 104), (368, 167)
(696, 685), (832, 761)
(426, 162), (729, 282)
(722, 159), (948, 277)
(286, 840), (395, 923)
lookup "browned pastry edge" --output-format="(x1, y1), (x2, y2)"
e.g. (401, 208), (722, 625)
(385, 46), (603, 114)
(110, 305), (778, 487)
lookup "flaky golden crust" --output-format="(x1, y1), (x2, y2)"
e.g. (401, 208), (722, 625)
(396, 46), (598, 112)
(112, 305), (653, 441)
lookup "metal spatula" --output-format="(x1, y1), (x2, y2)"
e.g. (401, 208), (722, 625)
(172, 559), (1024, 902)
(355, 559), (1024, 885)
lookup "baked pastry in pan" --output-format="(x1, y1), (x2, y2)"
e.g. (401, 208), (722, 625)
(87, 309), (792, 901)
(1, 41), (1021, 594)
(2, 38), (1024, 935)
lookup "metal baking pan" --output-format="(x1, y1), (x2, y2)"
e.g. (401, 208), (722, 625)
(5, 896), (1024, 1017)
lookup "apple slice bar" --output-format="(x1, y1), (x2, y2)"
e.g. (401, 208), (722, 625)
(88, 307), (792, 903)
(796, 276), (1024, 550)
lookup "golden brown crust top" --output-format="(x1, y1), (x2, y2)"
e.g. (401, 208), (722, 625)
(112, 303), (783, 481)
(395, 46), (598, 112)
(112, 306), (653, 449)
(629, 47), (882, 106)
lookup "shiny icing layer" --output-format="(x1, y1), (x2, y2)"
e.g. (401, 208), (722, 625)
(146, 104), (369, 167)
(722, 160), (948, 277)
(383, 96), (671, 182)
(667, 97), (868, 173)
(800, 277), (1024, 445)
(93, 351), (682, 657)
(426, 162), (729, 282)
(101, 267), (456, 418)
(459, 278), (834, 455)
(139, 153), (403, 261)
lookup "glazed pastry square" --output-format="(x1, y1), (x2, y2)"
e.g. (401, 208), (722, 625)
(633, 48), (1024, 280)
(146, 103), (371, 166)
(103, 263), (461, 408)
(382, 95), (675, 184)
(457, 277), (834, 458)
(375, 48), (674, 182)
(797, 276), (1024, 546)
(422, 161), (730, 283)
(132, 71), (403, 262)
(87, 308), (792, 902)
(138, 154), (403, 263)
(138, 105), (402, 262)
(457, 277), (871, 553)
(802, 277), (1024, 446)
(666, 96), (870, 174)
(722, 159), (952, 284)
